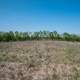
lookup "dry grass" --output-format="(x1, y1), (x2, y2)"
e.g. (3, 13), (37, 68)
(0, 41), (80, 80)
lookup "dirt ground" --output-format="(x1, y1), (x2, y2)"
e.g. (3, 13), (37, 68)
(0, 41), (80, 80)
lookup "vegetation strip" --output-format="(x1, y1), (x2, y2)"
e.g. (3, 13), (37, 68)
(0, 31), (80, 41)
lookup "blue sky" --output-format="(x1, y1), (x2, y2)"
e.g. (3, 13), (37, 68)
(0, 0), (80, 33)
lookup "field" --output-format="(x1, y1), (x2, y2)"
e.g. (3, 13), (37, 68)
(0, 41), (80, 80)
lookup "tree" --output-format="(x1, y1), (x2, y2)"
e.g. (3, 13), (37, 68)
(63, 32), (71, 41)
(0, 31), (80, 42)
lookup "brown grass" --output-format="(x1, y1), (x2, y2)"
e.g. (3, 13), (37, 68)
(0, 41), (80, 80)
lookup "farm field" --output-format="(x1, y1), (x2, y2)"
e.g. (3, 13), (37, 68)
(0, 41), (80, 80)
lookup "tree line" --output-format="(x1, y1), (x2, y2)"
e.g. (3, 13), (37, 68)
(0, 31), (80, 42)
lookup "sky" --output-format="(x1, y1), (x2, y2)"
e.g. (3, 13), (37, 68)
(0, 0), (80, 33)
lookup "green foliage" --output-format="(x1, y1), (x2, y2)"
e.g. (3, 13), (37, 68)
(0, 31), (80, 41)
